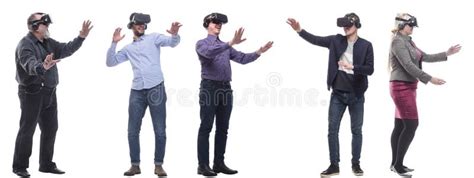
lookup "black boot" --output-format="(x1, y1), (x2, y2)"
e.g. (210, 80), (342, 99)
(198, 165), (217, 176)
(39, 165), (65, 174)
(213, 162), (238, 175)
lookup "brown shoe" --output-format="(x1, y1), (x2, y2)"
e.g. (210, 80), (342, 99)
(155, 165), (167, 176)
(124, 165), (141, 176)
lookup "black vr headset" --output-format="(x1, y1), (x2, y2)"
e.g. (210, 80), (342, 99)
(337, 13), (361, 28)
(127, 13), (151, 29)
(29, 13), (52, 31)
(203, 12), (228, 28)
(396, 14), (418, 29)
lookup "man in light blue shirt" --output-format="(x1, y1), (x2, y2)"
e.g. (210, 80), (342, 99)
(106, 12), (181, 176)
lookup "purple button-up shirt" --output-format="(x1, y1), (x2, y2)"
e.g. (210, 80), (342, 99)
(196, 34), (260, 81)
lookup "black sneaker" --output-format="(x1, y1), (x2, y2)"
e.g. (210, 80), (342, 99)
(321, 164), (339, 176)
(352, 164), (364, 176)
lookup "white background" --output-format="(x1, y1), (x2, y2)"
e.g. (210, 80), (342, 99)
(0, 0), (472, 177)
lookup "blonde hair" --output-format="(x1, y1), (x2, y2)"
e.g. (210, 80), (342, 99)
(391, 13), (412, 34)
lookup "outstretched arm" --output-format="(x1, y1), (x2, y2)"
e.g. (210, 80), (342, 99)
(50, 20), (93, 59)
(230, 41), (273, 65)
(256, 41), (274, 55)
(423, 44), (461, 62)
(287, 18), (332, 48)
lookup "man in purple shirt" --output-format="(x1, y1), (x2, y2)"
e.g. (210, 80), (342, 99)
(196, 12), (273, 176)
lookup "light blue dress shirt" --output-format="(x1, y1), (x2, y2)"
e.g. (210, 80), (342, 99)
(107, 33), (180, 90)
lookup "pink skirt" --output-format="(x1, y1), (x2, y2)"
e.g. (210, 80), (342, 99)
(390, 81), (418, 119)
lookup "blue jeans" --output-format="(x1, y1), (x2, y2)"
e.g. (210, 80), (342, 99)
(128, 83), (167, 166)
(327, 89), (364, 165)
(197, 79), (233, 166)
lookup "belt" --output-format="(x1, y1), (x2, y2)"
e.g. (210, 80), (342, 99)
(202, 79), (230, 86)
(19, 84), (56, 91)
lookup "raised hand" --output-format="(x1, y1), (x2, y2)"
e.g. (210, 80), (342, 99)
(112, 28), (126, 43)
(446, 44), (461, 56)
(430, 77), (446, 85)
(256, 41), (274, 55)
(229, 27), (246, 46)
(79, 20), (93, 38)
(286, 18), (302, 32)
(166, 22), (182, 36)
(43, 53), (60, 70)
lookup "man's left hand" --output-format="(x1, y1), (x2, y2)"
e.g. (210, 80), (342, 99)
(167, 22), (182, 36)
(79, 20), (93, 38)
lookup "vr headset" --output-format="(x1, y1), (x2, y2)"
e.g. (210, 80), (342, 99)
(337, 13), (361, 28)
(203, 12), (228, 28)
(29, 13), (52, 31)
(395, 14), (418, 29)
(127, 13), (151, 29)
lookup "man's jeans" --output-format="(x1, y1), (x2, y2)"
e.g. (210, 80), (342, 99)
(327, 89), (364, 165)
(13, 85), (58, 171)
(128, 83), (167, 166)
(197, 79), (233, 166)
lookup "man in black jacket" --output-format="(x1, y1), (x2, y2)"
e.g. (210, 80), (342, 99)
(287, 13), (374, 176)
(13, 12), (92, 177)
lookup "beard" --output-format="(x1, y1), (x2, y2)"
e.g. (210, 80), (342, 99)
(44, 29), (50, 39)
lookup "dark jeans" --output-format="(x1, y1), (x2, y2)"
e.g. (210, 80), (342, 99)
(197, 79), (233, 166)
(13, 85), (58, 171)
(128, 83), (167, 166)
(327, 89), (365, 165)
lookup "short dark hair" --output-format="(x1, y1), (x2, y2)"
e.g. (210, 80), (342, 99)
(203, 12), (228, 28)
(345, 12), (361, 28)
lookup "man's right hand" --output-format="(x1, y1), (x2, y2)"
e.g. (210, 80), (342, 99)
(112, 28), (126, 43)
(228, 27), (247, 46)
(43, 53), (59, 70)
